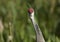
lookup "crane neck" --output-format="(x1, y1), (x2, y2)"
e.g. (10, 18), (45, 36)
(30, 14), (45, 42)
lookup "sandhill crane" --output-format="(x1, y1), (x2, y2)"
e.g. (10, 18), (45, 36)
(28, 8), (45, 42)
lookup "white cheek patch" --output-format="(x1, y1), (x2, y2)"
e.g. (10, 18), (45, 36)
(30, 12), (34, 20)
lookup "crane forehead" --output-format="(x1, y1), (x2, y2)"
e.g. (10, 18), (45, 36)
(28, 8), (34, 14)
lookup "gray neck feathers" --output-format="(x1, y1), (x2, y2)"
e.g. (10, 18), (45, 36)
(30, 14), (45, 42)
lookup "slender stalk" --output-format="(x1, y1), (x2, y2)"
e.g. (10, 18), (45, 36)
(50, 0), (56, 14)
(0, 18), (4, 42)
(0, 33), (4, 42)
(7, 22), (13, 42)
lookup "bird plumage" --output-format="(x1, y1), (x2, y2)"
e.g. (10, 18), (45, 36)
(28, 8), (45, 42)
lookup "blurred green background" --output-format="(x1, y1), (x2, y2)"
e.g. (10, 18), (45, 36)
(0, 0), (60, 42)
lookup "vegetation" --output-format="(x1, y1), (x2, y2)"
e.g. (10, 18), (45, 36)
(0, 0), (60, 42)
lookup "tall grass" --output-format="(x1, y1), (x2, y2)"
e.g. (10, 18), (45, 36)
(0, 0), (60, 42)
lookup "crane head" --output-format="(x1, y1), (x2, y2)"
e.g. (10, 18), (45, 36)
(28, 8), (34, 19)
